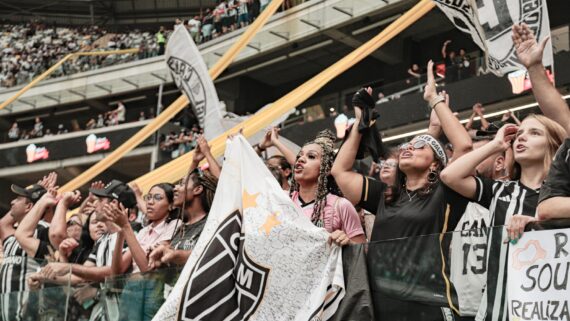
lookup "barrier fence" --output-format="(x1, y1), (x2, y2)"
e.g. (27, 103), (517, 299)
(2, 220), (569, 321)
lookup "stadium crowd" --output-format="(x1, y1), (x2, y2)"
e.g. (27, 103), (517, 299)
(0, 1), (310, 89)
(1, 23), (570, 321)
(5, 102), (155, 142)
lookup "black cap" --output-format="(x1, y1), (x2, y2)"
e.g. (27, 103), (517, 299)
(89, 180), (137, 209)
(11, 184), (47, 203)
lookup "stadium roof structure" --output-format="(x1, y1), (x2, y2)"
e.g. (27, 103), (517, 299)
(0, 0), (217, 27)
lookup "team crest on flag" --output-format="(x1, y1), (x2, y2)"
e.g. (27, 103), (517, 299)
(152, 136), (345, 321)
(165, 26), (225, 140)
(434, 0), (553, 75)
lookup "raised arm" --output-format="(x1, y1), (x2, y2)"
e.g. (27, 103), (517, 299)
(424, 60), (472, 160)
(441, 124), (517, 198)
(442, 40), (451, 59)
(331, 90), (369, 205)
(474, 103), (490, 130)
(49, 191), (81, 250)
(513, 23), (570, 135)
(15, 190), (57, 257)
(130, 183), (147, 214)
(197, 135), (222, 178)
(258, 127), (296, 166)
(0, 211), (17, 243)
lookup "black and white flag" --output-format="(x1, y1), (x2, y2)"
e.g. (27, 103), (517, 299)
(434, 0), (553, 75)
(165, 26), (225, 139)
(152, 135), (345, 321)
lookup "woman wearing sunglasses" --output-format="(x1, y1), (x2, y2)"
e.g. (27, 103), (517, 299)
(107, 182), (181, 321)
(332, 61), (473, 320)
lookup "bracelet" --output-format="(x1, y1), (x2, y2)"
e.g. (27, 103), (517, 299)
(256, 144), (266, 152)
(428, 95), (445, 109)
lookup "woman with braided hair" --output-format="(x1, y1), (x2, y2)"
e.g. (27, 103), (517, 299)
(290, 130), (365, 246)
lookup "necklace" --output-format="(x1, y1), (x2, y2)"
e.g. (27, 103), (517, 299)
(404, 188), (417, 202)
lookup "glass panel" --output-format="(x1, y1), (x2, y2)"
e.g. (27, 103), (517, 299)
(0, 258), (72, 321)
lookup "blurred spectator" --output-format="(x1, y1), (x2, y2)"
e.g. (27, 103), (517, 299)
(238, 0), (250, 28)
(96, 114), (105, 128)
(156, 26), (166, 55)
(457, 48), (472, 80)
(406, 63), (421, 86)
(138, 111), (146, 121)
(56, 124), (68, 135)
(442, 39), (457, 82)
(8, 122), (19, 140)
(31, 117), (44, 137)
(188, 16), (201, 42)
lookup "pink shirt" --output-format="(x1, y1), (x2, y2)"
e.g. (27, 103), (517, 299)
(291, 192), (364, 239)
(131, 219), (180, 273)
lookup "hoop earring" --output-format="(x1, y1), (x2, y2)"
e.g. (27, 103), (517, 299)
(427, 169), (438, 184)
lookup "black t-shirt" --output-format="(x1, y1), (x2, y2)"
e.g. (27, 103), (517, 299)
(34, 222), (55, 262)
(171, 218), (206, 251)
(539, 138), (570, 203)
(361, 176), (469, 320)
(360, 176), (469, 241)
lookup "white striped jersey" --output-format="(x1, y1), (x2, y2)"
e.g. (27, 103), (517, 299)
(1, 220), (49, 321)
(86, 232), (118, 267)
(472, 177), (539, 321)
(450, 202), (490, 316)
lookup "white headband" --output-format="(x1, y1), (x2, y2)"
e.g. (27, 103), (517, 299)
(416, 134), (448, 166)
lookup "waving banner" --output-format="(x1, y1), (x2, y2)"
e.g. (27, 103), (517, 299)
(434, 0), (553, 76)
(166, 26), (225, 140)
(152, 135), (345, 321)
(508, 228), (570, 321)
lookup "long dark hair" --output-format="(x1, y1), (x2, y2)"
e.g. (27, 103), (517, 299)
(189, 170), (218, 214)
(290, 130), (343, 224)
(68, 212), (96, 264)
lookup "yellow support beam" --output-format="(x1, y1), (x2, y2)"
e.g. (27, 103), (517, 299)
(132, 0), (436, 191)
(59, 0), (285, 193)
(0, 48), (139, 110)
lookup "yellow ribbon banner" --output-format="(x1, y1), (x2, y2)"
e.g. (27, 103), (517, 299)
(60, 0), (285, 193)
(132, 0), (436, 191)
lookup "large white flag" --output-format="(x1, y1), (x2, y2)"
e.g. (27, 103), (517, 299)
(166, 26), (225, 140)
(152, 135), (345, 321)
(434, 0), (553, 76)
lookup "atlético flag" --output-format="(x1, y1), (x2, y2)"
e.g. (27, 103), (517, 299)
(165, 25), (225, 140)
(152, 135), (345, 321)
(434, 0), (553, 76)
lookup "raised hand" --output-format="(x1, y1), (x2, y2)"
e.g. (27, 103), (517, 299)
(130, 182), (143, 198)
(512, 23), (550, 69)
(39, 188), (59, 208)
(196, 135), (211, 156)
(493, 124), (518, 151)
(38, 172), (58, 190)
(423, 60), (438, 102)
(102, 202), (129, 228)
(61, 190), (82, 207)
(258, 129), (273, 150)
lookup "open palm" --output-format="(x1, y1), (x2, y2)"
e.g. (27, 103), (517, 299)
(512, 24), (549, 68)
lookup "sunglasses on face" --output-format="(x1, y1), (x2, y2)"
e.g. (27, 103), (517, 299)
(379, 160), (398, 168)
(144, 194), (165, 202)
(399, 140), (429, 152)
(67, 220), (81, 227)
